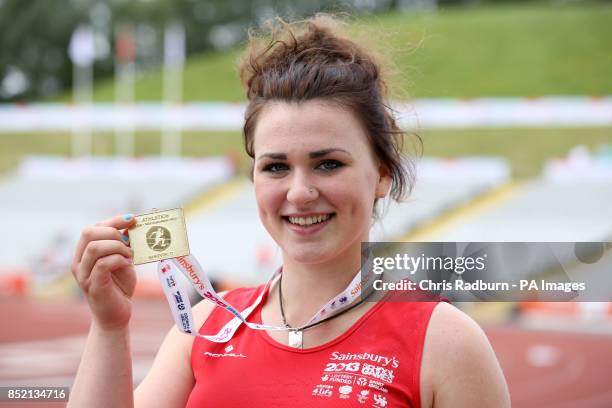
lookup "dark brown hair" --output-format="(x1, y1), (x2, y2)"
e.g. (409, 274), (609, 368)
(239, 14), (416, 202)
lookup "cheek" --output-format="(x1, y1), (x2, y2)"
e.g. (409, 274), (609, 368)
(254, 179), (284, 221)
(323, 176), (374, 216)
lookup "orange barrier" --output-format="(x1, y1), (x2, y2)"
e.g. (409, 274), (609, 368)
(519, 301), (612, 319)
(0, 270), (29, 296)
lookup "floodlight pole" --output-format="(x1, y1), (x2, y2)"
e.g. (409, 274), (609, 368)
(115, 25), (136, 157)
(72, 64), (93, 157)
(69, 25), (96, 157)
(161, 22), (185, 157)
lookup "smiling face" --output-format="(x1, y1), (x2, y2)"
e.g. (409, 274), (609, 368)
(252, 100), (391, 265)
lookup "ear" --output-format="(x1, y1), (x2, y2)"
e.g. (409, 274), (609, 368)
(375, 165), (392, 198)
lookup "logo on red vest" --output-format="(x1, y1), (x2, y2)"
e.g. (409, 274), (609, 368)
(203, 344), (247, 359)
(312, 384), (333, 397)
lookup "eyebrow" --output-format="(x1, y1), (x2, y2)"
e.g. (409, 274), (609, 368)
(257, 148), (352, 161)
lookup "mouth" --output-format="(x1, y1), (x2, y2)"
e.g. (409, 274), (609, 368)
(282, 213), (336, 231)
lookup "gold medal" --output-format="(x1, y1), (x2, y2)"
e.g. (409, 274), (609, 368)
(128, 208), (190, 265)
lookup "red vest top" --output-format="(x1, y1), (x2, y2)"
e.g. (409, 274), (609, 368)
(186, 285), (440, 408)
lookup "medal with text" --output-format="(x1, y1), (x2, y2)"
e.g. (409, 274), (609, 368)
(128, 208), (190, 265)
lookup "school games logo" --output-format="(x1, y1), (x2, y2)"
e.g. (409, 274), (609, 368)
(312, 351), (398, 401)
(146, 226), (171, 251)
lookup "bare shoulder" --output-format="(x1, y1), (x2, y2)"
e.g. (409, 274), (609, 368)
(134, 292), (226, 408)
(420, 302), (510, 408)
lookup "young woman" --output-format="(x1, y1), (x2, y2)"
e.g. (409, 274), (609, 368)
(68, 15), (510, 408)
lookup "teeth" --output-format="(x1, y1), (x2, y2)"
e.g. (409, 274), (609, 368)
(288, 214), (331, 226)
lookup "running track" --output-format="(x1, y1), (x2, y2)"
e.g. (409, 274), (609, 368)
(0, 298), (610, 408)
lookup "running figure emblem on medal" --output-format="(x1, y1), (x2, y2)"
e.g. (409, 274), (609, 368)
(128, 208), (190, 265)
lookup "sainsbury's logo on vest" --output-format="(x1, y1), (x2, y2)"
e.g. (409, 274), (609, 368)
(330, 351), (399, 368)
(204, 344), (247, 359)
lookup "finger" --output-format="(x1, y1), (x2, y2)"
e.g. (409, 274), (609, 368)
(95, 213), (137, 229)
(111, 265), (137, 298)
(73, 225), (131, 268)
(77, 240), (133, 283)
(119, 228), (131, 245)
(88, 254), (133, 299)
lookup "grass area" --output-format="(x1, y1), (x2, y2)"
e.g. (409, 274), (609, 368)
(420, 127), (612, 178)
(0, 131), (246, 175)
(378, 3), (612, 98)
(87, 50), (245, 102)
(2, 127), (610, 179)
(60, 3), (612, 102)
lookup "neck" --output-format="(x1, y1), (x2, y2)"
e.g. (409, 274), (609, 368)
(278, 244), (364, 327)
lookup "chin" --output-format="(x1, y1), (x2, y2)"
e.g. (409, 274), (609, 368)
(284, 244), (335, 265)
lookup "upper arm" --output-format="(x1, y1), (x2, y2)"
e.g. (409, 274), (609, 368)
(420, 302), (510, 408)
(134, 293), (225, 408)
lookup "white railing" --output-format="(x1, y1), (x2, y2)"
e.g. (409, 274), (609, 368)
(1, 97), (611, 133)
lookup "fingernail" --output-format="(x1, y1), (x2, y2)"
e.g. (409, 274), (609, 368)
(122, 213), (133, 221)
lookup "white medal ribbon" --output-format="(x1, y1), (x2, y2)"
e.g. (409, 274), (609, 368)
(157, 254), (375, 343)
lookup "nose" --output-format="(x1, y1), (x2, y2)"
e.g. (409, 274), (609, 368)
(286, 173), (318, 206)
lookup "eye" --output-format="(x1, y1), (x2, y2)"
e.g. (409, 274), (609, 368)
(262, 162), (289, 173)
(317, 159), (344, 171)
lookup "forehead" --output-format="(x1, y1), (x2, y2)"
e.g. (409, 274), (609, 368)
(252, 100), (370, 155)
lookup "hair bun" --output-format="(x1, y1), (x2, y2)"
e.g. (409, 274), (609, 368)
(240, 15), (380, 101)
